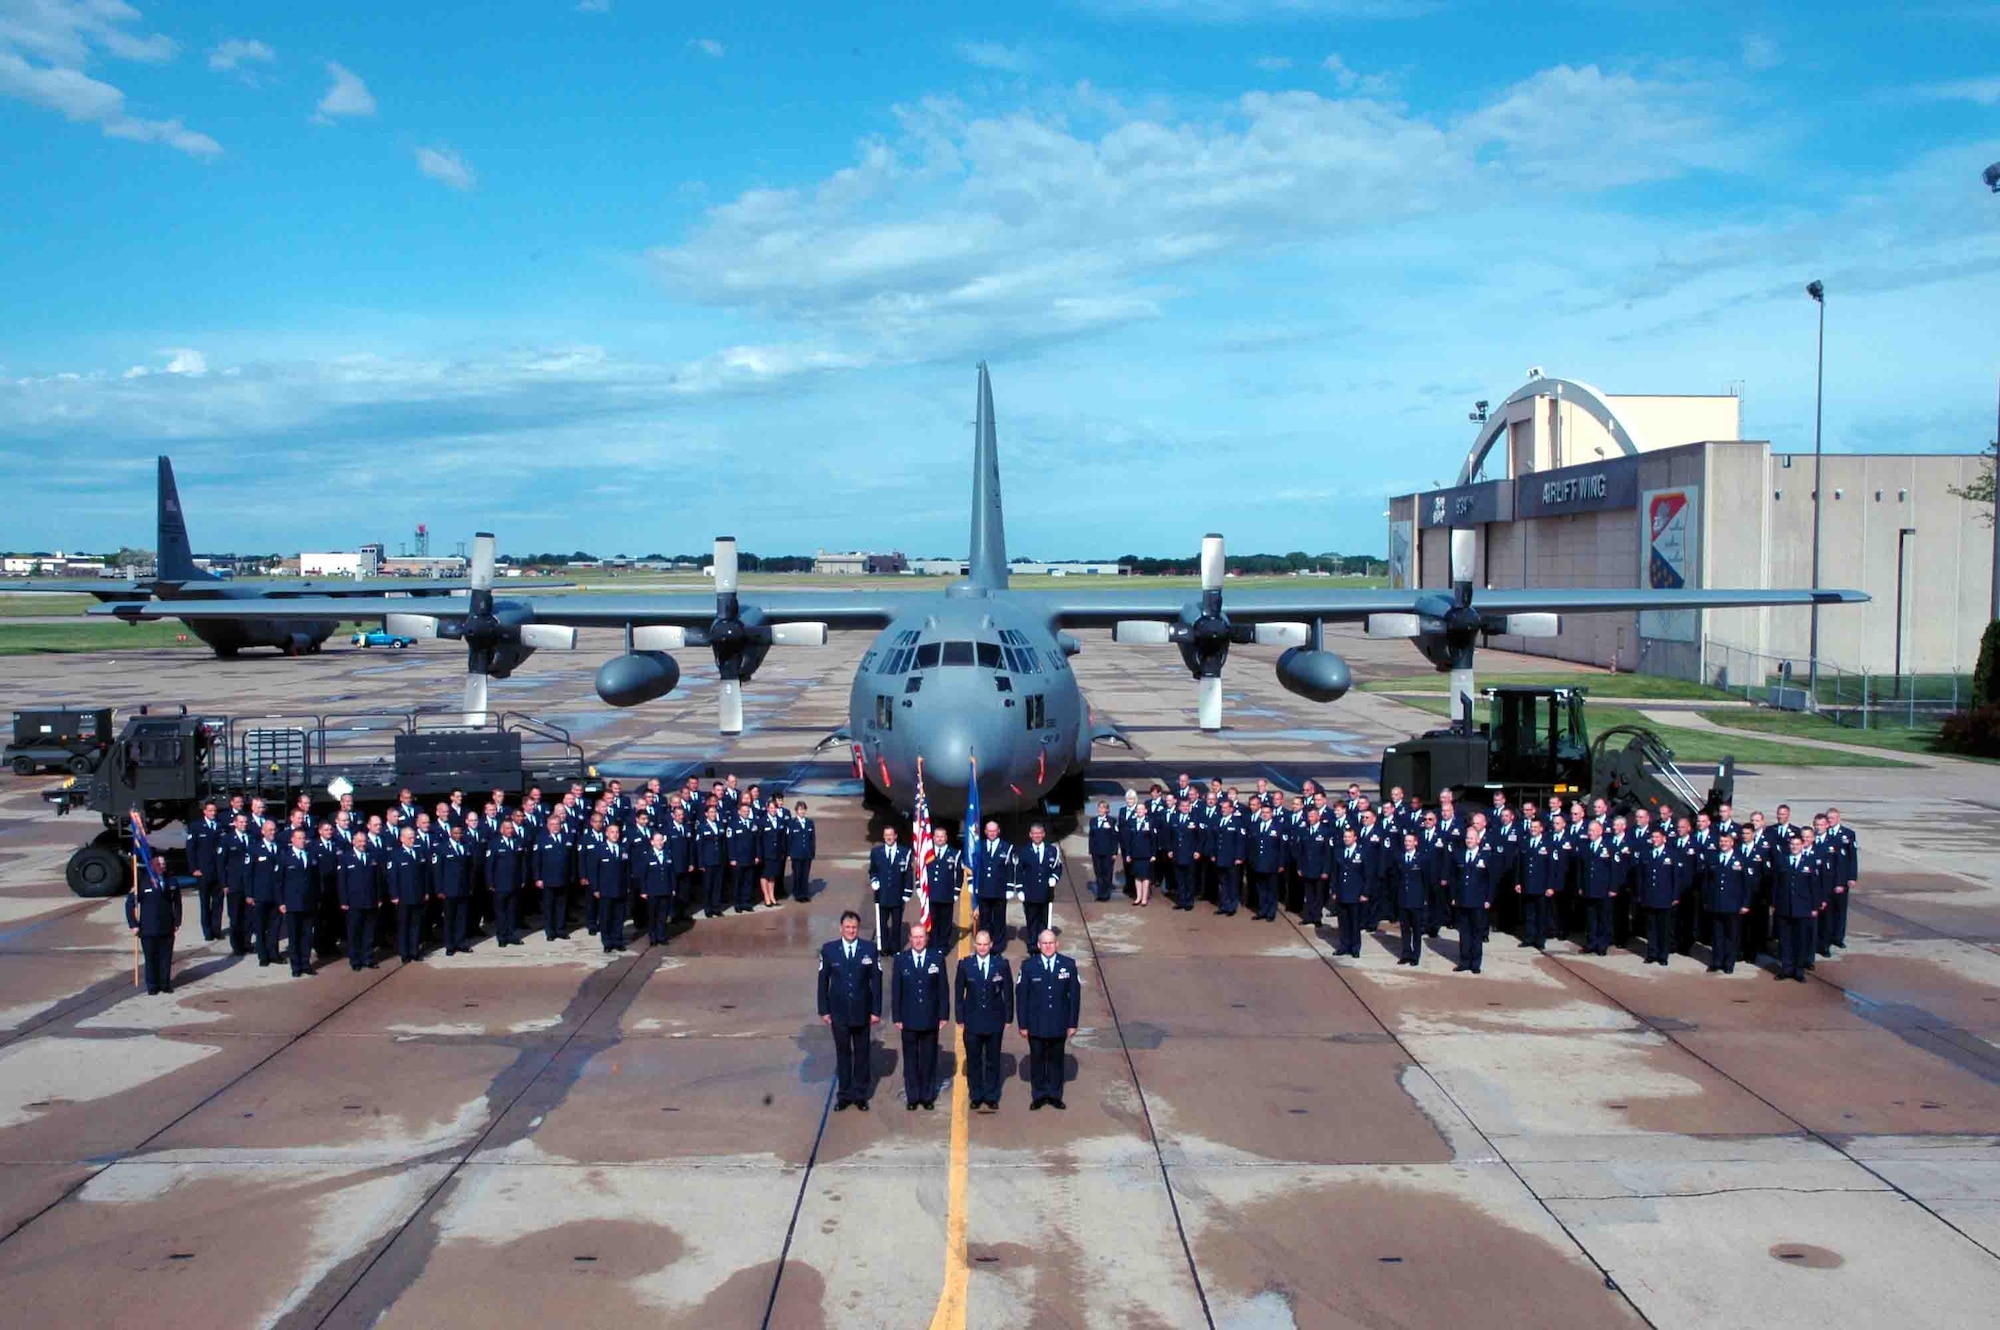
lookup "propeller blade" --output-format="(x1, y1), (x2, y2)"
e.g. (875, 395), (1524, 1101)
(1252, 622), (1309, 647)
(713, 536), (739, 596)
(470, 532), (497, 591)
(464, 670), (490, 723)
(1449, 527), (1476, 599)
(1200, 533), (1225, 593)
(384, 613), (441, 639)
(1112, 621), (1173, 645)
(1365, 613), (1422, 639)
(718, 678), (744, 735)
(1197, 676), (1223, 732)
(770, 622), (828, 646)
(631, 625), (687, 650)
(519, 624), (578, 651)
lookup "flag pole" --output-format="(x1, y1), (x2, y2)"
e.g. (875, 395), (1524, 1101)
(130, 834), (140, 988)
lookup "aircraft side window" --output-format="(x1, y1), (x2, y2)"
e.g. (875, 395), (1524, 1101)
(898, 629), (920, 645)
(904, 676), (923, 695)
(994, 676), (1012, 693)
(914, 643), (940, 670)
(976, 642), (1002, 669)
(875, 695), (894, 730)
(861, 651), (878, 672)
(1025, 694), (1045, 729)
(941, 641), (974, 666)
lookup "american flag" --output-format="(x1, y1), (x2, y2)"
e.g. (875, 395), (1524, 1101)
(910, 758), (933, 933)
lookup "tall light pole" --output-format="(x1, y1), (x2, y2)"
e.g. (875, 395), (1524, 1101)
(1807, 279), (1826, 701)
(1987, 163), (1999, 621)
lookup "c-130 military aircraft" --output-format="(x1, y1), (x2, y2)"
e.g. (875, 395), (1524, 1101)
(111, 365), (1866, 819)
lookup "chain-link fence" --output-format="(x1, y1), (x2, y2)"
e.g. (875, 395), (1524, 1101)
(1698, 638), (1971, 730)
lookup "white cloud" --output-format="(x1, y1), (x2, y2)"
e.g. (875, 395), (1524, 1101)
(415, 145), (477, 191)
(1740, 34), (1780, 70)
(688, 37), (724, 58)
(957, 40), (1028, 73)
(1321, 52), (1393, 96)
(208, 37), (275, 73)
(651, 66), (1748, 361)
(1253, 56), (1292, 72)
(0, 1), (218, 156)
(1916, 76), (2000, 106)
(315, 60), (375, 120)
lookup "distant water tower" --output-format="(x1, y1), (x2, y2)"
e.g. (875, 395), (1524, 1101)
(414, 523), (430, 557)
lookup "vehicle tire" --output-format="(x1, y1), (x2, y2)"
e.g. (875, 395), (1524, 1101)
(66, 838), (124, 898)
(11, 755), (34, 776)
(1050, 770), (1087, 815)
(214, 646), (239, 660)
(67, 754), (93, 775)
(394, 641), (407, 650)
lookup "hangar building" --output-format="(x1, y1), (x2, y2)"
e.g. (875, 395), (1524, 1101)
(1386, 375), (1993, 683)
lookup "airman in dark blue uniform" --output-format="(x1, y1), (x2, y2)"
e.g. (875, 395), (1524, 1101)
(279, 829), (317, 977)
(1017, 929), (1081, 1110)
(434, 825), (475, 955)
(1213, 799), (1246, 916)
(1517, 819), (1562, 951)
(1331, 827), (1370, 956)
(1637, 829), (1679, 965)
(870, 827), (911, 950)
(1392, 831), (1429, 965)
(386, 827), (425, 961)
(593, 825), (629, 952)
(819, 911), (882, 1110)
(921, 828), (963, 952)
(337, 832), (381, 969)
(535, 815), (571, 939)
(1771, 833), (1819, 981)
(640, 830), (676, 944)
(1295, 809), (1334, 926)
(955, 930), (1013, 1111)
(186, 802), (224, 942)
(786, 801), (817, 902)
(1088, 802), (1120, 903)
(249, 825), (283, 967)
(1249, 809), (1285, 921)
(126, 855), (181, 994)
(1579, 822), (1623, 956)
(892, 924), (950, 1110)
(1823, 809), (1856, 949)
(727, 801), (758, 913)
(1016, 823), (1061, 946)
(1705, 832), (1752, 973)
(971, 822), (1015, 946)
(1451, 834), (1494, 974)
(488, 818), (525, 946)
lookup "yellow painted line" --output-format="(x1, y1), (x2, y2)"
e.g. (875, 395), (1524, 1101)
(927, 876), (976, 1330)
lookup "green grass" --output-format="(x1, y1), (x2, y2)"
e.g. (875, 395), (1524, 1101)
(1386, 694), (1913, 769)
(1696, 707), (1992, 763)
(0, 594), (94, 617)
(1362, 671), (1737, 702)
(0, 621), (204, 654)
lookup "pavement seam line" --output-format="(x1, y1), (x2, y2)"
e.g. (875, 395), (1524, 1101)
(1061, 843), (1218, 1329)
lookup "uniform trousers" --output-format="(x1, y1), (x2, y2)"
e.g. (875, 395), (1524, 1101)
(1020, 901), (1050, 948)
(443, 898), (471, 954)
(1519, 894), (1551, 949)
(1777, 915), (1815, 978)
(345, 908), (375, 968)
(196, 879), (224, 940)
(964, 1029), (1003, 1104)
(1216, 865), (1241, 915)
(976, 897), (1007, 946)
(901, 1027), (939, 1104)
(1252, 871), (1280, 921)
(1455, 906), (1485, 972)
(228, 890), (253, 954)
(493, 891), (519, 944)
(701, 868), (727, 916)
(255, 902), (281, 964)
(1090, 854), (1115, 902)
(541, 887), (566, 939)
(396, 901), (425, 960)
(1335, 901), (1363, 956)
(830, 1022), (872, 1104)
(1426, 880), (1449, 936)
(1027, 1034), (1067, 1103)
(598, 897), (625, 951)
(1643, 906), (1674, 964)
(285, 912), (312, 975)
(1585, 898), (1614, 954)
(877, 903), (904, 953)
(1170, 861), (1198, 909)
(140, 936), (173, 993)
(731, 863), (757, 911)
(1398, 906), (1425, 963)
(647, 896), (673, 943)
(788, 858), (813, 901)
(925, 904), (955, 953)
(1300, 878), (1327, 926)
(1710, 914), (1742, 972)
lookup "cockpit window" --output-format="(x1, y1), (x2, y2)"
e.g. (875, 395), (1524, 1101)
(976, 642), (1002, 669)
(914, 642), (940, 670)
(941, 641), (975, 666)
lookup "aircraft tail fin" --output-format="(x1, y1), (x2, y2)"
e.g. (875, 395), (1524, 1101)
(967, 362), (1009, 589)
(155, 456), (214, 584)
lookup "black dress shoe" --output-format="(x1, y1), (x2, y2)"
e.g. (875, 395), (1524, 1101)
(855, 1099), (870, 1112)
(923, 1100), (936, 1111)
(1453, 963), (1469, 972)
(906, 1101), (919, 1112)
(1051, 1098), (1066, 1110)
(1030, 1098), (1044, 1111)
(834, 1099), (850, 1111)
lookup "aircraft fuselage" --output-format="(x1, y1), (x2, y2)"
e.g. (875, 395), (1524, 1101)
(846, 583), (1085, 820)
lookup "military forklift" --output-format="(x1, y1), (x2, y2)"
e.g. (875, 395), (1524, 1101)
(1379, 684), (1733, 824)
(44, 706), (602, 897)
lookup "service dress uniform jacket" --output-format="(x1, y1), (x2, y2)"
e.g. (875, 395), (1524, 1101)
(818, 936), (883, 1106)
(1017, 949), (1081, 1105)
(127, 874), (183, 993)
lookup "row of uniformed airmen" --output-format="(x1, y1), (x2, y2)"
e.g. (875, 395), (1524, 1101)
(1066, 776), (1858, 977)
(168, 775), (819, 976)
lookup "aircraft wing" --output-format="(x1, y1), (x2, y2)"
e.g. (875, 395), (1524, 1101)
(1027, 585), (1866, 628)
(251, 578), (573, 597)
(94, 590), (904, 630)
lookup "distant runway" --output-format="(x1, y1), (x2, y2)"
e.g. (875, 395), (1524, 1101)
(0, 634), (1996, 1326)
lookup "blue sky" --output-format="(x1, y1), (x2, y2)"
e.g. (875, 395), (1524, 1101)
(2, 1), (1995, 560)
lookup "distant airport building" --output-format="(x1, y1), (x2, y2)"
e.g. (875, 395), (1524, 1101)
(299, 545), (383, 579)
(1386, 373), (1993, 680)
(2, 553), (112, 577)
(1008, 562), (1127, 577)
(814, 550), (908, 575)
(382, 556), (467, 578)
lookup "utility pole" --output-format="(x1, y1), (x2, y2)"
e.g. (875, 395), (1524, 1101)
(1807, 280), (1826, 702)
